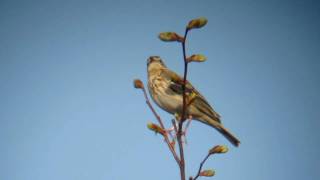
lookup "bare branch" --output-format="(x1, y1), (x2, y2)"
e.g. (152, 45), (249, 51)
(141, 86), (180, 164)
(176, 28), (190, 180)
(193, 153), (211, 180)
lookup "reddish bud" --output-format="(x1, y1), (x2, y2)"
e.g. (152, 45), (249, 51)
(133, 79), (144, 89)
(147, 123), (166, 136)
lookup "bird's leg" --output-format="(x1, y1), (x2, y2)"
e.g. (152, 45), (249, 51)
(164, 126), (175, 140)
(178, 92), (195, 144)
(168, 119), (179, 150)
(168, 116), (180, 143)
(170, 113), (193, 145)
(181, 115), (193, 144)
(156, 125), (176, 149)
(183, 115), (193, 135)
(158, 117), (178, 144)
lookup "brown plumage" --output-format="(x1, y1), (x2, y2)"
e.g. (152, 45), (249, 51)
(147, 56), (240, 147)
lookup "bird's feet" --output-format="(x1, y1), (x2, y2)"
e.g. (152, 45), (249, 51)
(169, 115), (193, 145)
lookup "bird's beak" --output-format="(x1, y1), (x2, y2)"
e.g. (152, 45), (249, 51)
(147, 57), (152, 66)
(147, 56), (159, 66)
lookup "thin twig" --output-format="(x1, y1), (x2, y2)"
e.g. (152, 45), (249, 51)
(141, 86), (180, 164)
(176, 28), (189, 180)
(193, 153), (211, 180)
(180, 29), (189, 123)
(172, 119), (178, 134)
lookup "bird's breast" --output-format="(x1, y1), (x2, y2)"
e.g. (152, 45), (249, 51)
(148, 75), (182, 115)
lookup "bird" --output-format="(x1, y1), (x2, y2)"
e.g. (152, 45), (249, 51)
(147, 56), (240, 147)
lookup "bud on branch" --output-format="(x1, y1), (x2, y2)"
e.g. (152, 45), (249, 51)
(209, 145), (229, 155)
(147, 123), (166, 136)
(186, 54), (207, 63)
(200, 169), (215, 177)
(158, 32), (184, 42)
(187, 17), (208, 30)
(133, 79), (144, 89)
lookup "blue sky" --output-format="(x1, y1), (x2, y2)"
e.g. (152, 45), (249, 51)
(1, 0), (320, 180)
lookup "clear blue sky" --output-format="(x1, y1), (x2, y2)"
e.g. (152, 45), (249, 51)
(1, 0), (319, 179)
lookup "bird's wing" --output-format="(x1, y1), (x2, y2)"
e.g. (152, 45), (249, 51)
(160, 68), (194, 95)
(160, 68), (221, 122)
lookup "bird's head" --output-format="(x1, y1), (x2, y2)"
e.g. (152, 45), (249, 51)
(147, 56), (166, 73)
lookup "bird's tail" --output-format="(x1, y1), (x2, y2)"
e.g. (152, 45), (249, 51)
(201, 116), (240, 147)
(216, 124), (240, 147)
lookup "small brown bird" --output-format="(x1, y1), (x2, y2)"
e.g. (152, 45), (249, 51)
(147, 56), (240, 147)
